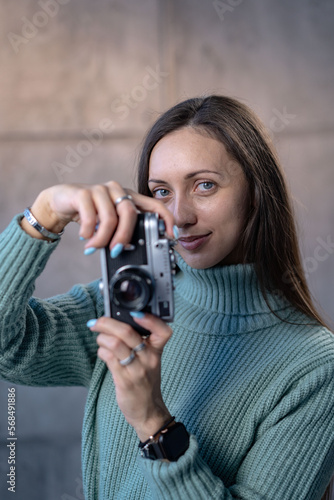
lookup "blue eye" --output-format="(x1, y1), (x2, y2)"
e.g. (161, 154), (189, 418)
(198, 182), (214, 191)
(153, 188), (170, 198)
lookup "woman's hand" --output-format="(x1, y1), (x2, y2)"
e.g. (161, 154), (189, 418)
(87, 313), (173, 442)
(21, 182), (175, 251)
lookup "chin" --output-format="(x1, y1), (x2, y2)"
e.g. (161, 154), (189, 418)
(177, 251), (225, 270)
(177, 246), (243, 269)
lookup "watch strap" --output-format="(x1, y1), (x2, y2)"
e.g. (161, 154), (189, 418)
(139, 421), (190, 461)
(139, 416), (175, 449)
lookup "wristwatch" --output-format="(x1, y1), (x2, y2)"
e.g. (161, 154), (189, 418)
(139, 422), (190, 461)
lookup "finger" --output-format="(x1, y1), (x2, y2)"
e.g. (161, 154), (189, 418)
(105, 182), (139, 251)
(82, 185), (119, 248)
(96, 332), (135, 364)
(97, 346), (120, 368)
(89, 316), (144, 351)
(74, 188), (100, 240)
(130, 313), (173, 353)
(126, 189), (176, 239)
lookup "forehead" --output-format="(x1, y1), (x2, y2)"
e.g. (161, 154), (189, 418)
(149, 127), (231, 176)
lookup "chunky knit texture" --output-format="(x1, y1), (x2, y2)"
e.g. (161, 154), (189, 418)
(1, 215), (334, 500)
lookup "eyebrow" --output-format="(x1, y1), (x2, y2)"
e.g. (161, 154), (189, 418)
(148, 169), (223, 184)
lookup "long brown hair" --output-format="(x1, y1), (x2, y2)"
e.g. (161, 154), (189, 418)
(137, 95), (328, 328)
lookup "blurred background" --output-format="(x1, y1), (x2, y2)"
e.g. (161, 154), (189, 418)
(0, 0), (333, 498)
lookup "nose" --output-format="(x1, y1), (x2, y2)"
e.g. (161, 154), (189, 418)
(170, 195), (197, 229)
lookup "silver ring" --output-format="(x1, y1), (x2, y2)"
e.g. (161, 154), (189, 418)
(115, 195), (133, 207)
(133, 341), (146, 353)
(119, 351), (135, 366)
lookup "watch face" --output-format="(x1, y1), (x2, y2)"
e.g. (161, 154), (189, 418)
(158, 423), (190, 461)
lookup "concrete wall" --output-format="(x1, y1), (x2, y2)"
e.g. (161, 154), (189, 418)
(0, 0), (333, 498)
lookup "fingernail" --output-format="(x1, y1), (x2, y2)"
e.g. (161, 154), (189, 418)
(110, 243), (124, 259)
(173, 225), (179, 239)
(79, 236), (86, 241)
(86, 319), (97, 328)
(130, 311), (145, 319)
(84, 247), (97, 256)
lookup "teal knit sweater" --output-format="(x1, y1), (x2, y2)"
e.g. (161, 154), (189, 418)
(1, 215), (334, 500)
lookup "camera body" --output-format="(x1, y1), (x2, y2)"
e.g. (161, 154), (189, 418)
(100, 212), (176, 336)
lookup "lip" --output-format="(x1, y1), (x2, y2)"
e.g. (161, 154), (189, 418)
(177, 233), (211, 251)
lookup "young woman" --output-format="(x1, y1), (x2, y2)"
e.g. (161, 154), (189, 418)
(0, 95), (333, 499)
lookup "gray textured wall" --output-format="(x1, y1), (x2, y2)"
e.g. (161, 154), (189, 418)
(0, 1), (333, 499)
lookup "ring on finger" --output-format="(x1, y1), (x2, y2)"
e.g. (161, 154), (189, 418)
(133, 341), (146, 353)
(119, 351), (135, 366)
(115, 194), (133, 207)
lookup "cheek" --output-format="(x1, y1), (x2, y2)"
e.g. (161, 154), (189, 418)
(208, 194), (249, 240)
(228, 181), (250, 226)
(234, 198), (248, 224)
(207, 198), (245, 228)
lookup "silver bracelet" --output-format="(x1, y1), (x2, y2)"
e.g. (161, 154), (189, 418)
(23, 207), (64, 241)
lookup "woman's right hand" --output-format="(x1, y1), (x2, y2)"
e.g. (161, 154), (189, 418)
(21, 182), (175, 252)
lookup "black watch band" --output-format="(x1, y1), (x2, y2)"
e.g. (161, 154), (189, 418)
(139, 422), (189, 461)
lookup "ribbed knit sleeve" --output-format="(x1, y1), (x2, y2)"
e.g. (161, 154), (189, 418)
(0, 215), (101, 387)
(134, 258), (334, 499)
(137, 336), (334, 500)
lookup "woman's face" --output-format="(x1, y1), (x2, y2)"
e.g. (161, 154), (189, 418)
(148, 127), (250, 269)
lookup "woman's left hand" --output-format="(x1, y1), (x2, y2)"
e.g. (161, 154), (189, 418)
(87, 314), (173, 442)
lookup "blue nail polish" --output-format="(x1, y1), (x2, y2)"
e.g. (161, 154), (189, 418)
(84, 247), (97, 256)
(79, 236), (86, 241)
(130, 311), (145, 319)
(86, 319), (97, 328)
(110, 243), (124, 259)
(173, 225), (179, 239)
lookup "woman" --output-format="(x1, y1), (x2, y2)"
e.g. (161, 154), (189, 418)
(0, 95), (333, 499)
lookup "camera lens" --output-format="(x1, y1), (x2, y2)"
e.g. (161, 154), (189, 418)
(119, 280), (142, 303)
(111, 270), (152, 310)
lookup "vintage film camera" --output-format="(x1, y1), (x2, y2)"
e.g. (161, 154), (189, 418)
(100, 212), (176, 336)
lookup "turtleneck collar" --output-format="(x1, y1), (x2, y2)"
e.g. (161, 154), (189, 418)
(173, 255), (294, 336)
